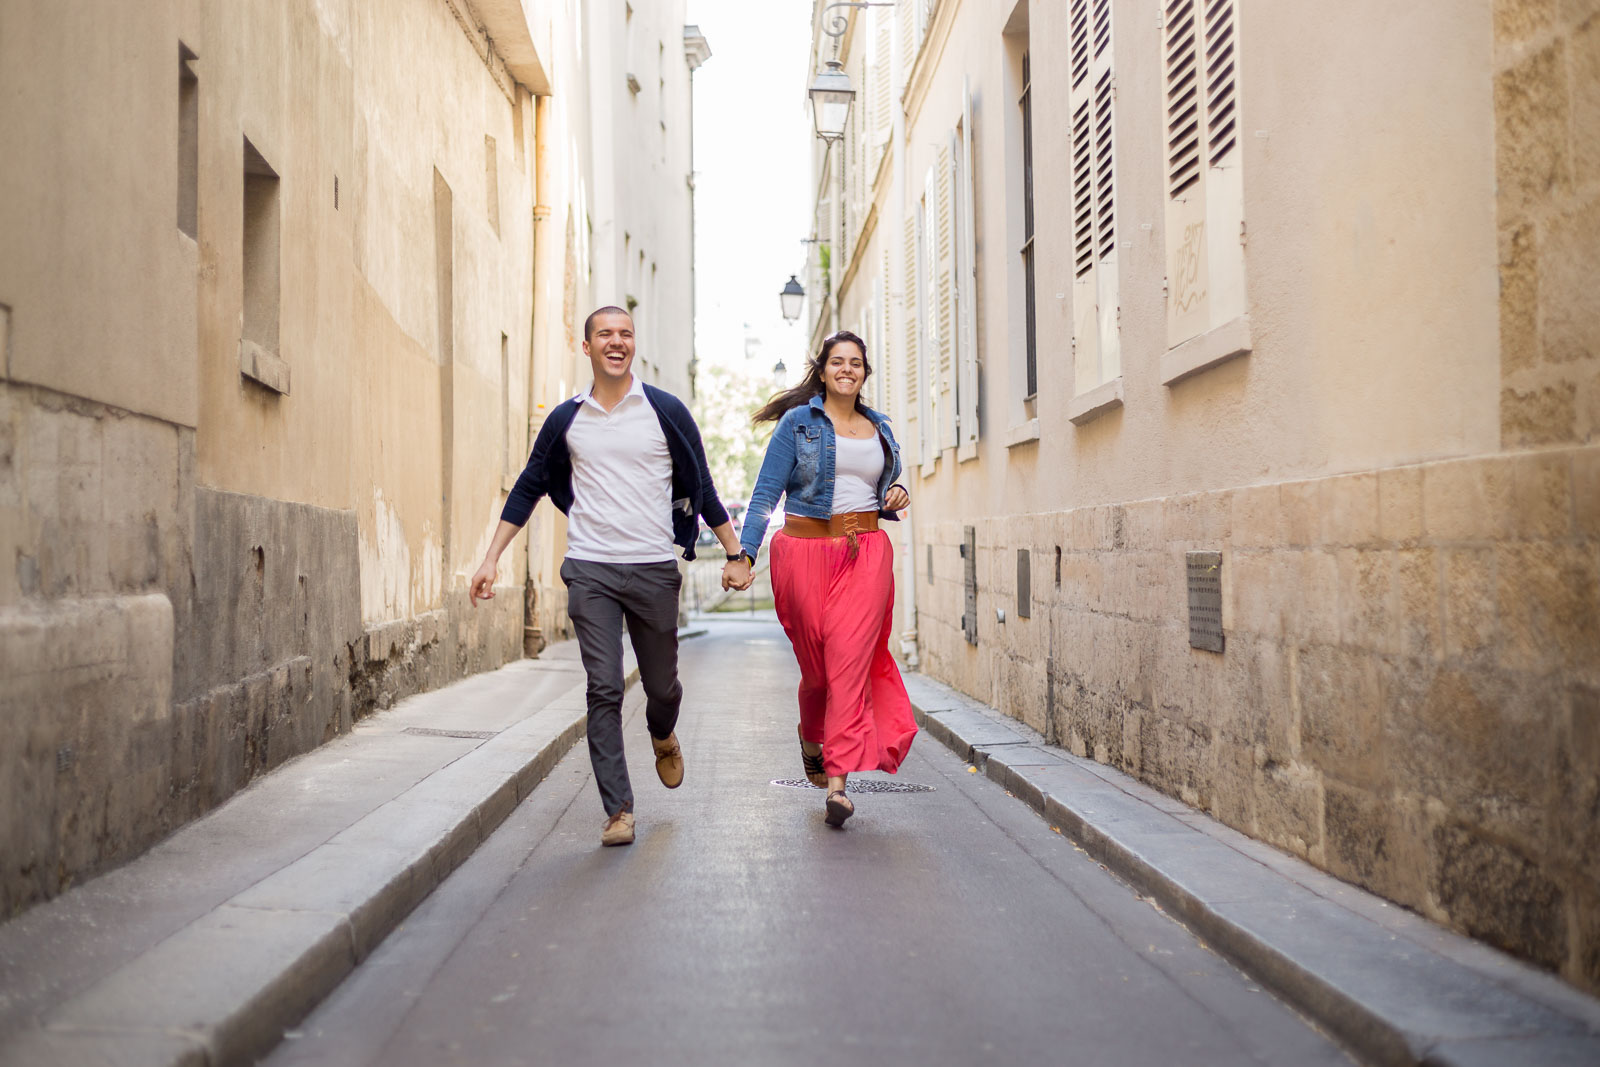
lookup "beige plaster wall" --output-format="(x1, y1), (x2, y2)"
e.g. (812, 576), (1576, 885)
(887, 0), (1500, 526)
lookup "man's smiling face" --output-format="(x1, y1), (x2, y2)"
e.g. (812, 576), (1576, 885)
(584, 311), (636, 383)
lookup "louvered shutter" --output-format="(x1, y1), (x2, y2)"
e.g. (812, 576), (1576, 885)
(1164, 0), (1209, 347)
(957, 77), (979, 452)
(880, 243), (894, 415)
(1071, 0), (1119, 393)
(935, 139), (956, 452)
(872, 15), (892, 169)
(1070, 0), (1089, 90)
(903, 211), (921, 464)
(898, 0), (917, 83)
(919, 171), (937, 462)
(1203, 0), (1246, 324)
(1164, 0), (1245, 345)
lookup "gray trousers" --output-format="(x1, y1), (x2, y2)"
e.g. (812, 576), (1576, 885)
(559, 558), (683, 816)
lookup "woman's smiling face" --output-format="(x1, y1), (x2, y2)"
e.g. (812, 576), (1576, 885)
(822, 341), (866, 400)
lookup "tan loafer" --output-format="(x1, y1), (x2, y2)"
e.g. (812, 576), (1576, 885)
(601, 809), (635, 846)
(652, 732), (683, 789)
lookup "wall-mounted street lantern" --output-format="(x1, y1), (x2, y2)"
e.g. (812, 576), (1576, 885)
(779, 275), (805, 322)
(808, 59), (854, 143)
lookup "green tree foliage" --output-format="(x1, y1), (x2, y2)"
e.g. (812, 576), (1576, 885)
(692, 362), (776, 505)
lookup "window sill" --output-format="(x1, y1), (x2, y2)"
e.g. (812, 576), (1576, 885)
(1066, 378), (1124, 426)
(1161, 314), (1252, 386)
(240, 340), (290, 395)
(1005, 419), (1040, 448)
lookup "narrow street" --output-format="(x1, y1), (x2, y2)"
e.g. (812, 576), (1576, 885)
(266, 618), (1349, 1067)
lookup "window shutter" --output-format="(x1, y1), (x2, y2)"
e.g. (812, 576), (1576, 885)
(1163, 0), (1209, 347)
(1203, 0), (1245, 323)
(1070, 0), (1090, 90)
(1071, 95), (1101, 393)
(1093, 68), (1121, 382)
(1094, 71), (1115, 262)
(873, 15), (893, 166)
(903, 210), (921, 463)
(1072, 0), (1119, 393)
(1165, 0), (1202, 200)
(957, 77), (979, 451)
(1093, 0), (1112, 60)
(880, 244), (894, 414)
(919, 171), (937, 462)
(1206, 0), (1238, 167)
(936, 138), (956, 453)
(1072, 101), (1094, 278)
(898, 0), (917, 80)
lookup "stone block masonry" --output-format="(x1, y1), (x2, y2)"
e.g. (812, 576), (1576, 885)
(0, 395), (523, 916)
(920, 443), (1600, 994)
(1494, 1), (1600, 447)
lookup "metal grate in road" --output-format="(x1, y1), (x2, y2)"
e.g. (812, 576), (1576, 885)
(770, 778), (935, 794)
(402, 727), (499, 740)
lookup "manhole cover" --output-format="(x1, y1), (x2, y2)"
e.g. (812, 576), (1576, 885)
(403, 727), (498, 740)
(770, 778), (935, 794)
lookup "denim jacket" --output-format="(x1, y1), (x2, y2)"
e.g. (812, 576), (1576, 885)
(739, 394), (904, 559)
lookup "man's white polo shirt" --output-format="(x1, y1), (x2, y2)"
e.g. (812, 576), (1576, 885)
(564, 374), (676, 564)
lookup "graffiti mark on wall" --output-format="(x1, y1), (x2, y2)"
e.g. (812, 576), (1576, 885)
(1171, 221), (1207, 314)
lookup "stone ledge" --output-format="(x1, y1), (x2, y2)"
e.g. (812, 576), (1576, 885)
(903, 671), (1600, 1067)
(1161, 314), (1252, 386)
(239, 340), (290, 395)
(1066, 377), (1125, 426)
(1004, 418), (1040, 448)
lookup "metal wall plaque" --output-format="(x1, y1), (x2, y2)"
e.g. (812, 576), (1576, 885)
(1186, 551), (1225, 652)
(1017, 548), (1031, 619)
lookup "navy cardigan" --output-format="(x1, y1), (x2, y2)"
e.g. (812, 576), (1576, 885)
(500, 383), (730, 561)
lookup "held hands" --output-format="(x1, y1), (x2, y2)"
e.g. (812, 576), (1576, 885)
(722, 557), (754, 592)
(885, 485), (910, 512)
(468, 559), (497, 606)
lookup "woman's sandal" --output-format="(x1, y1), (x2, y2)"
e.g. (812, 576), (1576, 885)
(824, 789), (854, 828)
(798, 723), (827, 789)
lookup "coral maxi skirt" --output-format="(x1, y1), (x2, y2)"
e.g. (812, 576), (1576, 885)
(770, 527), (917, 777)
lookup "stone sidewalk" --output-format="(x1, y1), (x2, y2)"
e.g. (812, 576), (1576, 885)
(0, 637), (638, 1067)
(903, 673), (1600, 1067)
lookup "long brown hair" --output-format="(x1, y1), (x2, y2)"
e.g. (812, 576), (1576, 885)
(752, 330), (873, 424)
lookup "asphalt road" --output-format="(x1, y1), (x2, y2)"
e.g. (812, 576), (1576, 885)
(266, 617), (1351, 1067)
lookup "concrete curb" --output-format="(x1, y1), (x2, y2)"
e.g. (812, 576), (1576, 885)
(3, 664), (634, 1067)
(904, 674), (1600, 1067)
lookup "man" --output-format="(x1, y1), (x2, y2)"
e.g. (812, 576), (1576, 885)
(470, 307), (748, 846)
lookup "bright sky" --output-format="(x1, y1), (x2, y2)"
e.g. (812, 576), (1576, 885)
(687, 0), (815, 375)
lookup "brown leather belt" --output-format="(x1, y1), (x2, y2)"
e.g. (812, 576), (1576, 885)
(783, 511), (881, 538)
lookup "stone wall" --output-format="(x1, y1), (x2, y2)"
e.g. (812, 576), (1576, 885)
(1495, 0), (1600, 447)
(922, 443), (1600, 991)
(0, 412), (526, 915)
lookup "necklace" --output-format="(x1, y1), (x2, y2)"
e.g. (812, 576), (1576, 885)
(832, 414), (874, 439)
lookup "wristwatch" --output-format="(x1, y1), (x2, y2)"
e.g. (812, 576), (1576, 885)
(726, 550), (753, 565)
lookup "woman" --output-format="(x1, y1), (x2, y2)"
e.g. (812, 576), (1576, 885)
(722, 331), (916, 828)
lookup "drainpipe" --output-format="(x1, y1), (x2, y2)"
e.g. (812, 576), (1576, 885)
(524, 89), (555, 657)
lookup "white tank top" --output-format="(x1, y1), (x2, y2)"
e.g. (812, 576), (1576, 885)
(832, 433), (885, 513)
